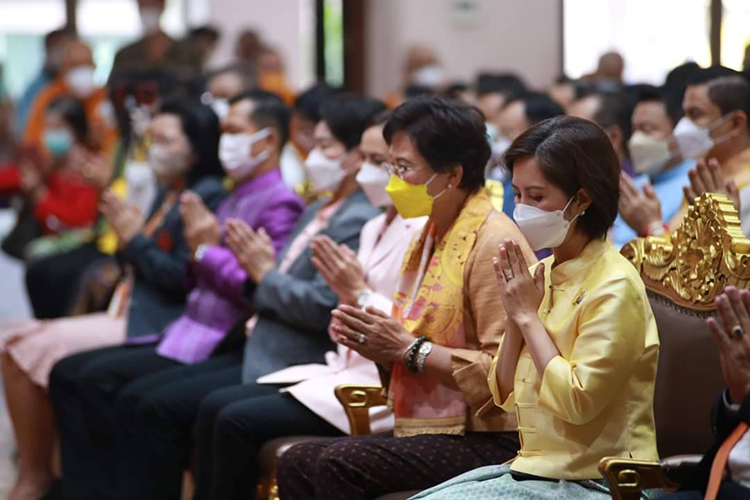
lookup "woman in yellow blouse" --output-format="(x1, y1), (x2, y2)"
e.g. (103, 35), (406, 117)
(413, 116), (661, 499)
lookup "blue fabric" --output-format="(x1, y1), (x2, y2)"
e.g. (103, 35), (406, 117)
(611, 159), (693, 249)
(15, 70), (52, 137)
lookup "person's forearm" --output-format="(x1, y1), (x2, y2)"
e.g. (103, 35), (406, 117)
(517, 314), (559, 375)
(415, 345), (459, 389)
(496, 321), (523, 401)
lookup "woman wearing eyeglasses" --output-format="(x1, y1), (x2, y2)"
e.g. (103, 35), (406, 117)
(277, 96), (536, 499)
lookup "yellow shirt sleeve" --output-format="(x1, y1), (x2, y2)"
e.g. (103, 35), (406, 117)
(537, 276), (649, 425)
(488, 339), (516, 411)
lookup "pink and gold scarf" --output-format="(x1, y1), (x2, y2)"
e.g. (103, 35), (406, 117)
(390, 190), (492, 437)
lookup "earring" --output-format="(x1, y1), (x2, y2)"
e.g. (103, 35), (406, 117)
(448, 183), (453, 189)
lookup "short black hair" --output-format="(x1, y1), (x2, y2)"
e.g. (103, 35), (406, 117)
(577, 88), (634, 149)
(383, 96), (490, 193)
(705, 76), (750, 128)
(503, 91), (565, 126)
(665, 62), (701, 90)
(371, 109), (392, 127)
(503, 116), (620, 239)
(442, 82), (469, 100)
(687, 66), (740, 87)
(476, 72), (526, 97)
(294, 83), (341, 123)
(320, 95), (386, 150)
(189, 25), (221, 42)
(632, 84), (684, 127)
(230, 89), (291, 151)
(45, 97), (88, 144)
(158, 97), (223, 186)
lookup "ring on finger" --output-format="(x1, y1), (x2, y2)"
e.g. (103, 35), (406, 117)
(358, 333), (366, 345)
(731, 325), (744, 339)
(504, 271), (514, 281)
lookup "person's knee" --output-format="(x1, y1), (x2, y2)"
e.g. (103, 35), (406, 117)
(315, 440), (355, 477)
(277, 441), (319, 484)
(49, 353), (85, 401)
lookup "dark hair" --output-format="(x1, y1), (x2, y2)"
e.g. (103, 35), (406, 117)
(503, 116), (620, 239)
(320, 95), (386, 150)
(230, 89), (291, 150)
(503, 91), (565, 126)
(383, 96), (490, 193)
(44, 28), (72, 50)
(665, 62), (701, 90)
(687, 66), (739, 86)
(45, 97), (88, 144)
(577, 89), (634, 151)
(476, 72), (526, 97)
(442, 82), (469, 100)
(404, 84), (436, 99)
(706, 76), (750, 125)
(632, 84), (684, 127)
(157, 97), (223, 186)
(189, 25), (221, 42)
(294, 83), (340, 122)
(370, 110), (392, 127)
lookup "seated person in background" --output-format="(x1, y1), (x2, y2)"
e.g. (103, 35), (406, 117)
(663, 286), (750, 500)
(413, 116), (660, 500)
(283, 83), (340, 194)
(200, 63), (258, 121)
(14, 28), (73, 137)
(257, 45), (296, 106)
(3, 97), (100, 239)
(24, 39), (118, 157)
(487, 91), (565, 218)
(109, 0), (202, 81)
(384, 44), (445, 109)
(189, 110), (427, 500)
(615, 85), (693, 245)
(188, 25), (221, 68)
(277, 96), (535, 500)
(0, 97), (226, 500)
(569, 87), (635, 176)
(666, 69), (750, 233)
(49, 94), (383, 500)
(475, 72), (527, 136)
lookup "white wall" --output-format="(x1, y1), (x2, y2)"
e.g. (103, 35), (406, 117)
(365, 0), (562, 97)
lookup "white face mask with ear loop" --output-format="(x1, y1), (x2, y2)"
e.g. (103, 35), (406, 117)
(305, 149), (349, 192)
(356, 161), (392, 207)
(219, 128), (272, 181)
(513, 196), (584, 251)
(673, 113), (735, 160)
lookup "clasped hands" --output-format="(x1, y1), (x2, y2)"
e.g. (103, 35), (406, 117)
(708, 286), (750, 405)
(492, 239), (544, 327)
(100, 189), (145, 245)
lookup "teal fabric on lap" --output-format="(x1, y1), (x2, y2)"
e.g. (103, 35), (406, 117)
(409, 465), (667, 500)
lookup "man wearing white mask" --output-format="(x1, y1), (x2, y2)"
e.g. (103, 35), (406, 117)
(614, 86), (693, 246)
(632, 68), (750, 233)
(108, 0), (202, 81)
(23, 40), (119, 157)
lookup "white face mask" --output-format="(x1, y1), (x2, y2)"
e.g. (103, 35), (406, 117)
(219, 128), (271, 181)
(148, 144), (189, 182)
(65, 66), (96, 98)
(410, 65), (445, 88)
(140, 7), (162, 35)
(356, 161), (391, 207)
(124, 161), (157, 216)
(673, 114), (733, 160)
(513, 197), (582, 251)
(628, 131), (673, 175)
(492, 134), (512, 160)
(305, 148), (348, 193)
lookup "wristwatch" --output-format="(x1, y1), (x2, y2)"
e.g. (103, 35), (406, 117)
(356, 288), (374, 309)
(194, 244), (210, 262)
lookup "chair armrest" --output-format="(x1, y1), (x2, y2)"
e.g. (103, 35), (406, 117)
(660, 454), (703, 486)
(334, 384), (387, 436)
(599, 457), (678, 500)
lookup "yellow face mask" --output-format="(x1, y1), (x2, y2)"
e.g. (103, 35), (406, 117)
(385, 173), (447, 219)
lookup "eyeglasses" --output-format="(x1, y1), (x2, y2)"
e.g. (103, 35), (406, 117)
(382, 162), (417, 179)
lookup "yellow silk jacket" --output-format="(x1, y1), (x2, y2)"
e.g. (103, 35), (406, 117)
(488, 238), (660, 479)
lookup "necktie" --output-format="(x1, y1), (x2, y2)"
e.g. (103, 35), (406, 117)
(705, 422), (749, 500)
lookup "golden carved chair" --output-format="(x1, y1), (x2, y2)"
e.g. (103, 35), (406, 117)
(600, 193), (750, 499)
(255, 384), (389, 500)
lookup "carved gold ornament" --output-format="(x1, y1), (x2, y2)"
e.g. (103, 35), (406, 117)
(621, 193), (750, 312)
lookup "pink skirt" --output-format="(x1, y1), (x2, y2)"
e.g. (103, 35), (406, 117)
(0, 313), (126, 388)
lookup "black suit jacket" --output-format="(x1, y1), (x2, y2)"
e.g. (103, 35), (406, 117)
(240, 189), (379, 382)
(122, 176), (226, 338)
(679, 390), (750, 499)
